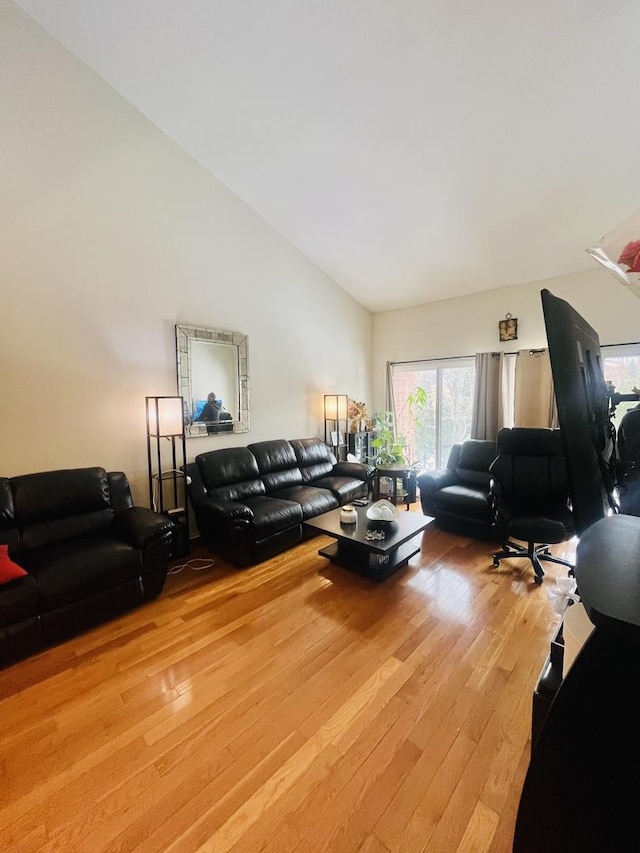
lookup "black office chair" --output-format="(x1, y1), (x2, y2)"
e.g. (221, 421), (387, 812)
(489, 427), (575, 584)
(616, 405), (640, 515)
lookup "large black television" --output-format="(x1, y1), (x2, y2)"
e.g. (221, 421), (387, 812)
(541, 288), (618, 534)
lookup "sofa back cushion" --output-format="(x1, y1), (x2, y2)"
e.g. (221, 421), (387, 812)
(196, 447), (266, 503)
(247, 440), (303, 493)
(456, 440), (497, 487)
(106, 472), (134, 514)
(11, 468), (115, 551)
(289, 438), (335, 483)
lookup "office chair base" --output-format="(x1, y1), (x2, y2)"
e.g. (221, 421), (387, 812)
(492, 540), (574, 584)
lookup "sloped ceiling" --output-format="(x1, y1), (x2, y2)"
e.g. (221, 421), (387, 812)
(13, 0), (640, 312)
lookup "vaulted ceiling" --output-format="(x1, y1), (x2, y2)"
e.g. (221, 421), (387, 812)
(13, 0), (640, 312)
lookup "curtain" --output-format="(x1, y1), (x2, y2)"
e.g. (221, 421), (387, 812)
(514, 349), (558, 428)
(386, 361), (396, 420)
(470, 352), (509, 440)
(503, 353), (517, 428)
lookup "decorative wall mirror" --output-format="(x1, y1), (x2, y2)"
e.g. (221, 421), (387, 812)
(176, 324), (250, 437)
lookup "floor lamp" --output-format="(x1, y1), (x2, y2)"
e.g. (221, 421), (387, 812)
(145, 396), (189, 557)
(324, 394), (349, 461)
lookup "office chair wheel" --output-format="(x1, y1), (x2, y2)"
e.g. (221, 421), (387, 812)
(493, 557), (500, 568)
(534, 575), (543, 585)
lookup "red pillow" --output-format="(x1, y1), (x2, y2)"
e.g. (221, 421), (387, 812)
(0, 545), (27, 584)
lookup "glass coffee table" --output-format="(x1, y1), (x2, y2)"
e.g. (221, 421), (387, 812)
(304, 504), (434, 580)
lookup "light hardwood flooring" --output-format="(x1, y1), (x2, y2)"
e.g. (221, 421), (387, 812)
(0, 510), (575, 852)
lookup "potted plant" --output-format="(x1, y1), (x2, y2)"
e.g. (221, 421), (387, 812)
(371, 387), (428, 466)
(371, 410), (408, 465)
(372, 388), (428, 502)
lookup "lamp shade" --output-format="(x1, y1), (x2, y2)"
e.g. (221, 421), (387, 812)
(146, 396), (184, 437)
(324, 394), (348, 421)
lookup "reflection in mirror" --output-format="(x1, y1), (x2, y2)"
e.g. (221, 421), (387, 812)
(176, 324), (250, 437)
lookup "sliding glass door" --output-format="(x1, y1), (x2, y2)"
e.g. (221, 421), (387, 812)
(603, 344), (640, 423)
(391, 358), (475, 469)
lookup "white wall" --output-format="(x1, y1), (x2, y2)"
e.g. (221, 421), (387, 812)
(6, 0), (636, 503)
(372, 267), (640, 409)
(0, 1), (372, 502)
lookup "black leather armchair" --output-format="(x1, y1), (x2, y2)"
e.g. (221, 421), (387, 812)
(416, 439), (499, 539)
(489, 427), (575, 584)
(0, 467), (174, 666)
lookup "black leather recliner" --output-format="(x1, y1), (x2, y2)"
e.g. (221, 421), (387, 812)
(0, 467), (174, 666)
(185, 437), (373, 567)
(416, 440), (500, 539)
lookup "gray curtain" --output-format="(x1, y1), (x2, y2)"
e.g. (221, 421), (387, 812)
(386, 361), (396, 419)
(470, 352), (508, 440)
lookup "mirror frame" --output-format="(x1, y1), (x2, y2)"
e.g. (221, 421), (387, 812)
(175, 323), (250, 437)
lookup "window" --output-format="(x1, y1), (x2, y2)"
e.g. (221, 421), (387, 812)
(603, 343), (640, 424)
(391, 358), (476, 469)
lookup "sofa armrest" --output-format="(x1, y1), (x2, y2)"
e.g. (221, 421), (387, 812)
(112, 507), (174, 549)
(197, 498), (254, 523)
(184, 465), (254, 522)
(331, 461), (375, 482)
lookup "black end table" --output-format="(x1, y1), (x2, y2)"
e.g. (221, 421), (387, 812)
(372, 464), (414, 509)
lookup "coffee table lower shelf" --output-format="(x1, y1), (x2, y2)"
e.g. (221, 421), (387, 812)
(318, 539), (421, 581)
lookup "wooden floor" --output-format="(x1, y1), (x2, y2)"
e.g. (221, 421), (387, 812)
(0, 511), (575, 853)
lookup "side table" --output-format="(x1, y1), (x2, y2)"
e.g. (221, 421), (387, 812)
(373, 464), (414, 510)
(164, 507), (190, 558)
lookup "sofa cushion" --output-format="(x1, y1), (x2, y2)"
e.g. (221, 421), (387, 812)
(21, 535), (142, 612)
(196, 447), (266, 502)
(269, 485), (338, 519)
(11, 468), (115, 550)
(310, 475), (367, 503)
(434, 483), (492, 522)
(243, 496), (303, 538)
(248, 440), (304, 493)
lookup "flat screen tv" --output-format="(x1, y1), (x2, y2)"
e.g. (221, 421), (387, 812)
(541, 289), (618, 535)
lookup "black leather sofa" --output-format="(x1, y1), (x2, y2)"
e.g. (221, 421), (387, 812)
(185, 437), (373, 566)
(0, 467), (174, 667)
(416, 439), (501, 539)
